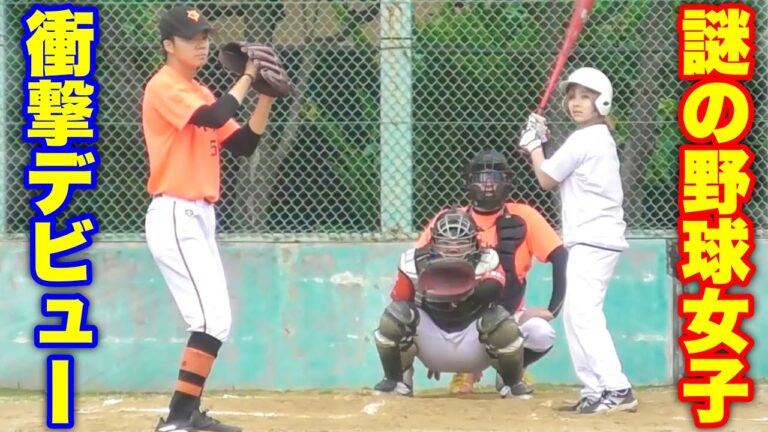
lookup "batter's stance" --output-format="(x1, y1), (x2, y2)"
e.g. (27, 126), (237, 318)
(519, 67), (638, 414)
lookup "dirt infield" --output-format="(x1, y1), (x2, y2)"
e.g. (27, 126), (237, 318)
(2, 385), (766, 432)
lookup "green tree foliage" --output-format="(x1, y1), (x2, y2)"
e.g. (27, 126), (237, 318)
(3, 1), (766, 237)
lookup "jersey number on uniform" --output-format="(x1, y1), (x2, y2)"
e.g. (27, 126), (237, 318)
(209, 139), (218, 156)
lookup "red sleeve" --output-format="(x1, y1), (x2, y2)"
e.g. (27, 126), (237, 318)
(390, 270), (415, 301)
(480, 262), (506, 287)
(472, 258), (507, 304)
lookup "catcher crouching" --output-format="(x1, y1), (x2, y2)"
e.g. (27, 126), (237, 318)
(373, 208), (525, 398)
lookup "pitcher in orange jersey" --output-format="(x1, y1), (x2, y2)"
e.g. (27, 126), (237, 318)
(417, 150), (568, 396)
(141, 5), (280, 432)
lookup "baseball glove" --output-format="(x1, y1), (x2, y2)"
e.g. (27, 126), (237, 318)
(416, 257), (477, 303)
(218, 41), (293, 98)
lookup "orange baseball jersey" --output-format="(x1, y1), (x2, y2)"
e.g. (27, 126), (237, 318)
(415, 203), (562, 283)
(142, 65), (239, 203)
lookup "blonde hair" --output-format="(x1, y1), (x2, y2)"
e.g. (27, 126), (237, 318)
(603, 115), (616, 131)
(565, 84), (615, 130)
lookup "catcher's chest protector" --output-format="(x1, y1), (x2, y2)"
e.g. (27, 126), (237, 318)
(492, 210), (528, 309)
(399, 248), (499, 333)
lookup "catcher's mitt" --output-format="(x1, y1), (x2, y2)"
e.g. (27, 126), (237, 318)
(218, 41), (293, 98)
(416, 257), (477, 303)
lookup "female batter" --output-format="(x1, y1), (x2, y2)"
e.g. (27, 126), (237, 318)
(518, 67), (638, 414)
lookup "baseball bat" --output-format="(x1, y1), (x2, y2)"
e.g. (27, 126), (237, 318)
(536, 0), (597, 114)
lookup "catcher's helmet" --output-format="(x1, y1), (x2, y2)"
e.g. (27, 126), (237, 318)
(464, 150), (513, 213)
(431, 208), (479, 260)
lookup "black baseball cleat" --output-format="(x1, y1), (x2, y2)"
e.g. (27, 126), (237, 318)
(155, 416), (189, 432)
(155, 417), (191, 432)
(570, 396), (602, 413)
(373, 377), (413, 396)
(495, 372), (534, 399)
(593, 388), (639, 413)
(155, 409), (242, 432)
(498, 381), (534, 399)
(563, 390), (639, 414)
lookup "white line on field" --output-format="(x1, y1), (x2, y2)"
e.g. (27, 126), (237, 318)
(361, 401), (384, 415)
(117, 408), (276, 417)
(74, 399), (123, 414)
(76, 408), (102, 414)
(112, 407), (357, 420)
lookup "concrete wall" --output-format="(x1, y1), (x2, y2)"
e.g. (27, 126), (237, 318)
(1, 239), (766, 392)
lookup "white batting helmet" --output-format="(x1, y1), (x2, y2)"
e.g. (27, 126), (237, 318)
(558, 67), (613, 116)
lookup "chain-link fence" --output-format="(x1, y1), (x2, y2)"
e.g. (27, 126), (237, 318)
(3, 0), (767, 241)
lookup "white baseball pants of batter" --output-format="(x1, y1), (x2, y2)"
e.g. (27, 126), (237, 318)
(413, 308), (555, 373)
(145, 195), (232, 342)
(563, 244), (631, 400)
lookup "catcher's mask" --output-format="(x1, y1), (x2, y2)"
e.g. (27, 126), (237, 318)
(430, 208), (479, 261)
(417, 209), (480, 303)
(464, 150), (513, 213)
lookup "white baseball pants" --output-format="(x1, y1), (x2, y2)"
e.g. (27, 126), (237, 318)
(145, 195), (232, 342)
(516, 315), (556, 353)
(413, 308), (555, 373)
(414, 308), (491, 372)
(563, 244), (631, 400)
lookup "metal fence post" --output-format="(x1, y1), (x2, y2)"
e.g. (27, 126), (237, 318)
(667, 238), (684, 382)
(0, 2), (7, 235)
(379, 0), (413, 236)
